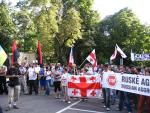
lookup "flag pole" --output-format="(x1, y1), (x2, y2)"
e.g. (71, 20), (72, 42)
(79, 58), (86, 68)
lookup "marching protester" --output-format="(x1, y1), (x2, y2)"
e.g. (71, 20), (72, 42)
(116, 65), (132, 113)
(19, 63), (28, 94)
(61, 67), (71, 103)
(137, 67), (150, 113)
(130, 67), (138, 110)
(45, 67), (52, 96)
(39, 65), (46, 91)
(5, 63), (21, 111)
(102, 65), (114, 111)
(34, 62), (40, 94)
(27, 64), (38, 95)
(53, 66), (62, 99)
(0, 66), (8, 95)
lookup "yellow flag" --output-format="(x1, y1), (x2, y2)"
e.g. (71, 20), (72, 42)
(0, 45), (7, 66)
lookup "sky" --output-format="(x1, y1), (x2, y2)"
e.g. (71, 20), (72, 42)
(93, 0), (150, 24)
(2, 0), (150, 24)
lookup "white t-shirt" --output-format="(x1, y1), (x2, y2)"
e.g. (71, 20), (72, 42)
(61, 73), (70, 86)
(53, 70), (61, 81)
(46, 71), (51, 80)
(19, 67), (26, 75)
(35, 66), (40, 74)
(28, 67), (37, 80)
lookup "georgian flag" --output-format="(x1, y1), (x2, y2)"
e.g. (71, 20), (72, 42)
(68, 47), (74, 66)
(67, 75), (102, 98)
(86, 49), (97, 67)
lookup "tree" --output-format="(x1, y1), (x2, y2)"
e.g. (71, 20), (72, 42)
(0, 2), (15, 52)
(56, 8), (82, 63)
(61, 0), (100, 65)
(34, 5), (59, 62)
(96, 8), (150, 65)
(13, 5), (37, 52)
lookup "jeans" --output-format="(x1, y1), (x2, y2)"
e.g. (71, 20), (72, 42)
(19, 76), (28, 94)
(110, 89), (116, 104)
(118, 91), (132, 112)
(103, 88), (110, 108)
(45, 80), (51, 95)
(8, 85), (21, 106)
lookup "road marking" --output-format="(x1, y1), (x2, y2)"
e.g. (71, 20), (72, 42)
(55, 100), (81, 113)
(69, 108), (106, 113)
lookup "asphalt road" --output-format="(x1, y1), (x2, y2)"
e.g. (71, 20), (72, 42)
(0, 94), (138, 113)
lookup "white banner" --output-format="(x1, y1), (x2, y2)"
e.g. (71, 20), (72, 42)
(131, 53), (150, 61)
(102, 72), (150, 96)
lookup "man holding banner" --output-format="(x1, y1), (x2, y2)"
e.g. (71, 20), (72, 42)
(137, 68), (150, 113)
(102, 65), (114, 111)
(117, 65), (132, 113)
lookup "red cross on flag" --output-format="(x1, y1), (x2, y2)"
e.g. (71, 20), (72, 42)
(86, 49), (97, 67)
(68, 75), (102, 98)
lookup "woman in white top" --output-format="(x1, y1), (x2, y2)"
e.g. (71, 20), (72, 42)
(61, 67), (71, 103)
(53, 66), (62, 99)
(45, 68), (52, 96)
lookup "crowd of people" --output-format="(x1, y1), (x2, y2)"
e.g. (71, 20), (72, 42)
(0, 61), (150, 113)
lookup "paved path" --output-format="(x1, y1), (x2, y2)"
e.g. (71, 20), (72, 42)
(0, 94), (138, 113)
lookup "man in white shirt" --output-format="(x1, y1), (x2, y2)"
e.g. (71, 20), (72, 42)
(27, 64), (38, 95)
(102, 65), (114, 111)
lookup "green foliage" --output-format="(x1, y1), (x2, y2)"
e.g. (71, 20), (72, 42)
(34, 5), (59, 62)
(96, 8), (150, 65)
(0, 2), (15, 52)
(59, 8), (82, 47)
(13, 7), (37, 52)
(0, 0), (149, 66)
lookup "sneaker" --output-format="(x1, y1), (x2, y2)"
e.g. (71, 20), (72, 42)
(68, 101), (71, 104)
(55, 96), (58, 99)
(13, 105), (19, 109)
(5, 107), (11, 111)
(103, 105), (106, 108)
(62, 99), (66, 102)
(106, 108), (110, 111)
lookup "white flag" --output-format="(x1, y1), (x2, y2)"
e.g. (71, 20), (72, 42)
(110, 46), (117, 60)
(116, 44), (127, 58)
(86, 49), (97, 67)
(68, 47), (74, 66)
(130, 50), (135, 61)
